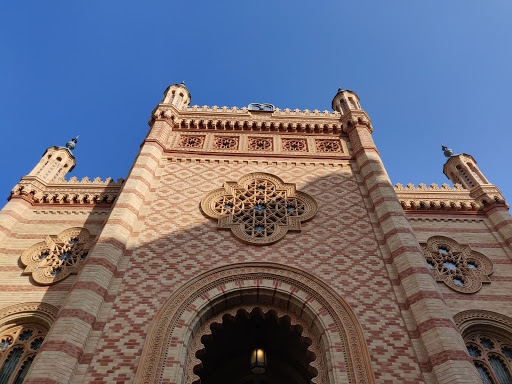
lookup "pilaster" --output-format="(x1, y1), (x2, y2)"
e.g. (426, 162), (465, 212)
(0, 198), (32, 248)
(345, 118), (480, 384)
(483, 203), (512, 249)
(24, 121), (170, 384)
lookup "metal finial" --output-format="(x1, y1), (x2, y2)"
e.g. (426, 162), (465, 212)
(66, 135), (79, 151)
(441, 143), (453, 158)
(338, 87), (343, 93)
(180, 81), (186, 86)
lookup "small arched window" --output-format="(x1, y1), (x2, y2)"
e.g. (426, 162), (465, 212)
(0, 324), (47, 383)
(465, 333), (512, 383)
(456, 310), (512, 384)
(175, 94), (183, 107)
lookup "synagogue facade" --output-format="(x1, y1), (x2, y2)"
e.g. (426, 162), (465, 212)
(0, 83), (511, 384)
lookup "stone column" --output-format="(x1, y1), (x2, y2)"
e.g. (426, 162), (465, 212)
(24, 118), (173, 384)
(344, 115), (480, 384)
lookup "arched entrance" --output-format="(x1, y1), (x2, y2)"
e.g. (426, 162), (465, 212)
(194, 307), (316, 384)
(135, 263), (375, 384)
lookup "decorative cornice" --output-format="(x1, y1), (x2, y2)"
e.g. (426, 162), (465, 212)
(395, 183), (508, 212)
(149, 104), (344, 135)
(340, 110), (373, 133)
(394, 183), (480, 212)
(10, 176), (124, 206)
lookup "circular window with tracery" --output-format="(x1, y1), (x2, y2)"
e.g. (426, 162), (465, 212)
(201, 173), (317, 245)
(20, 227), (95, 285)
(421, 236), (493, 293)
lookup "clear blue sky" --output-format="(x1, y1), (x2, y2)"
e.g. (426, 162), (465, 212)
(1, 1), (511, 203)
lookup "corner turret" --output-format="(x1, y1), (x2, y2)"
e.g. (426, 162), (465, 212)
(442, 145), (506, 206)
(331, 87), (362, 115)
(442, 145), (489, 189)
(28, 137), (78, 182)
(162, 81), (191, 110)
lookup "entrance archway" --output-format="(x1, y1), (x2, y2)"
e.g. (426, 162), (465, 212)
(194, 307), (316, 384)
(135, 263), (375, 384)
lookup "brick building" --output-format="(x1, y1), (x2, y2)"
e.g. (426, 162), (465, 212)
(0, 83), (511, 384)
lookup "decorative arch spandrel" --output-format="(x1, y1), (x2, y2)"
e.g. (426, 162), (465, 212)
(134, 263), (375, 384)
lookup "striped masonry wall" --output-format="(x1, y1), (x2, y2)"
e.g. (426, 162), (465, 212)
(347, 123), (481, 384)
(24, 119), (173, 384)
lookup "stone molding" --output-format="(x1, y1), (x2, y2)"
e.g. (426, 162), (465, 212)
(150, 104), (344, 135)
(395, 183), (481, 212)
(10, 176), (124, 206)
(395, 183), (508, 212)
(454, 310), (512, 337)
(0, 303), (58, 332)
(200, 173), (318, 245)
(340, 110), (373, 134)
(167, 157), (346, 167)
(134, 263), (375, 384)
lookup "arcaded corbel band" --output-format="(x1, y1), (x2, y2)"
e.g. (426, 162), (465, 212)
(340, 110), (373, 134)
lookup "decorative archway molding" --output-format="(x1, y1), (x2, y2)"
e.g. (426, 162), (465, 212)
(0, 302), (58, 333)
(135, 263), (375, 384)
(454, 309), (512, 338)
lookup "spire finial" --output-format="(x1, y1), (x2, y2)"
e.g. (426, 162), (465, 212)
(338, 86), (343, 93)
(441, 143), (453, 158)
(66, 135), (79, 151)
(180, 80), (186, 86)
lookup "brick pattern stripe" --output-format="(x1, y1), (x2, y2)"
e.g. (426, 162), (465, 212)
(347, 124), (480, 384)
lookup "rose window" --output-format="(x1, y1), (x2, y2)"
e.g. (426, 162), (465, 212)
(201, 173), (317, 244)
(20, 227), (94, 285)
(421, 236), (493, 293)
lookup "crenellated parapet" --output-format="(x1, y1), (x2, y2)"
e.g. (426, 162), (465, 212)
(9, 176), (124, 205)
(149, 104), (344, 135)
(395, 182), (480, 212)
(394, 182), (508, 212)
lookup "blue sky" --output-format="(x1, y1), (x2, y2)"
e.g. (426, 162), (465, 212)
(1, 1), (511, 203)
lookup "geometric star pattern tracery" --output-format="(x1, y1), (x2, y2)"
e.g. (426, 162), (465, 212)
(201, 173), (317, 245)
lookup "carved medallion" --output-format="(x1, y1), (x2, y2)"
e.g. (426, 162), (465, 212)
(20, 228), (94, 285)
(421, 236), (493, 293)
(201, 173), (317, 244)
